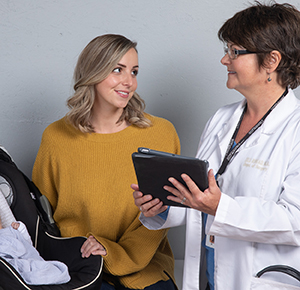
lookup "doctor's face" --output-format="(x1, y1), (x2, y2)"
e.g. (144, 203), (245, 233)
(221, 43), (266, 96)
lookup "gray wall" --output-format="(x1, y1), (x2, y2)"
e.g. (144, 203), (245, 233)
(1, 0), (300, 260)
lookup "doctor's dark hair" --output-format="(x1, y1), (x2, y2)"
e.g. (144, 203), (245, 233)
(218, 1), (300, 89)
(66, 34), (151, 133)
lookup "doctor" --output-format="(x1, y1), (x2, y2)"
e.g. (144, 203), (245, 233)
(132, 2), (300, 290)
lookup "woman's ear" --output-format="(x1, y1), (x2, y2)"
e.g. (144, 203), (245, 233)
(266, 50), (282, 73)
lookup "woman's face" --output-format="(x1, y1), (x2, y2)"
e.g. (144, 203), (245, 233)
(221, 43), (267, 96)
(94, 48), (139, 112)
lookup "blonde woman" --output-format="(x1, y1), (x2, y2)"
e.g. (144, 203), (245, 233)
(32, 34), (180, 290)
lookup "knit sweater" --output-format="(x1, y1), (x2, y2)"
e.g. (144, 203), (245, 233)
(32, 113), (180, 289)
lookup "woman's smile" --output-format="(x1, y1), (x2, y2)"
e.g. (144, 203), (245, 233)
(115, 89), (130, 98)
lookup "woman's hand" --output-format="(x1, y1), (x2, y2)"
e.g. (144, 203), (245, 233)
(81, 235), (107, 258)
(131, 184), (168, 217)
(165, 169), (221, 216)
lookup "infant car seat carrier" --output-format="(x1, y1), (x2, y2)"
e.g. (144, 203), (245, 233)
(0, 148), (103, 290)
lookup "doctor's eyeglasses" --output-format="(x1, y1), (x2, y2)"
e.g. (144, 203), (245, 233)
(224, 45), (257, 60)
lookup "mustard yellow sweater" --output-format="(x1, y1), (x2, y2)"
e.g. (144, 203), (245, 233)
(32, 114), (180, 289)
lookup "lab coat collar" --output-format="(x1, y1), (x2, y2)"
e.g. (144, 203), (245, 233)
(216, 89), (298, 157)
(261, 88), (298, 134)
(216, 100), (246, 158)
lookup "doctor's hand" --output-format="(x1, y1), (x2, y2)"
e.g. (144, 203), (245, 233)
(165, 169), (221, 216)
(131, 183), (169, 217)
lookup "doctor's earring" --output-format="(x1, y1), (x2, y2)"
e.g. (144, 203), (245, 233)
(267, 73), (272, 82)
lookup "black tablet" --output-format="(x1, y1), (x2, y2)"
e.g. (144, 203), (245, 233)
(132, 147), (209, 207)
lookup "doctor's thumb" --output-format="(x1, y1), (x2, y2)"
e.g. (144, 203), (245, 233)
(208, 169), (218, 188)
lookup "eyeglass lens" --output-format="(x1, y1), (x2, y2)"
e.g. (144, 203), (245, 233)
(224, 46), (236, 59)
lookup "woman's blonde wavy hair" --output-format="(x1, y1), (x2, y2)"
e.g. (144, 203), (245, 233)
(66, 34), (151, 133)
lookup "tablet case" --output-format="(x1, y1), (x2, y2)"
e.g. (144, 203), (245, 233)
(132, 148), (209, 207)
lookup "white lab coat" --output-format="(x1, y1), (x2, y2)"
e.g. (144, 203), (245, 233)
(140, 89), (300, 290)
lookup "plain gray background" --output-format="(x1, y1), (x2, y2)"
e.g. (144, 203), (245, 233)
(1, 0), (300, 261)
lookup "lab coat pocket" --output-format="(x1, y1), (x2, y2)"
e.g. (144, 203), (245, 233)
(251, 265), (300, 290)
(250, 277), (300, 290)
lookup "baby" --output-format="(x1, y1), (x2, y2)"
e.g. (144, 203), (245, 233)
(0, 217), (70, 285)
(8, 221), (32, 244)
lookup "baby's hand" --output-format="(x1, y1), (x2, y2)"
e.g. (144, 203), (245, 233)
(11, 222), (20, 230)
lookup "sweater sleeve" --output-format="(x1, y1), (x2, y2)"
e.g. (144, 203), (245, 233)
(32, 129), (59, 211)
(89, 214), (170, 276)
